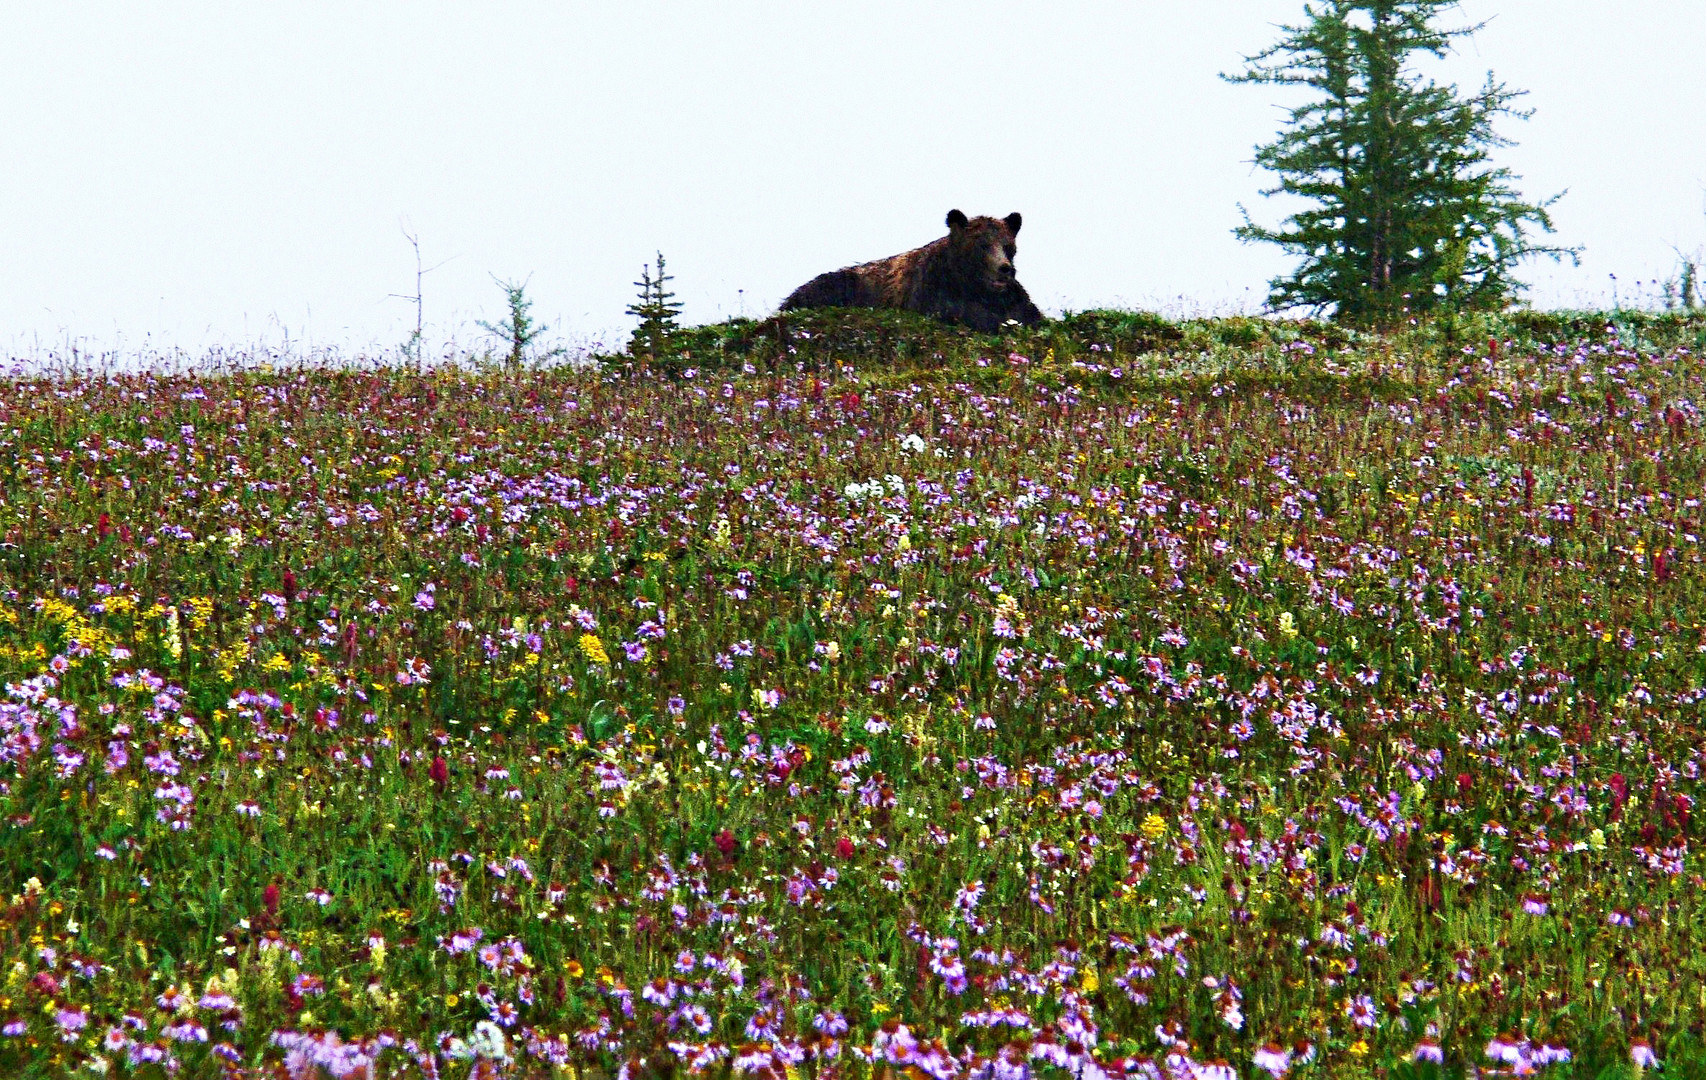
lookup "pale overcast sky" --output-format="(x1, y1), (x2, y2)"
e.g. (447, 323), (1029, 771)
(2, 2), (1703, 356)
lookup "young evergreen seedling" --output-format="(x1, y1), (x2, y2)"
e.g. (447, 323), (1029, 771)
(627, 252), (684, 368)
(478, 275), (552, 367)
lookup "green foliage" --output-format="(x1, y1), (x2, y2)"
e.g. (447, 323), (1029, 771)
(655, 307), (1025, 373)
(631, 308), (1236, 377)
(644, 306), (1706, 385)
(476, 274), (555, 366)
(1665, 250), (1701, 313)
(626, 251), (685, 368)
(1671, 207), (1705, 312)
(1227, 0), (1579, 325)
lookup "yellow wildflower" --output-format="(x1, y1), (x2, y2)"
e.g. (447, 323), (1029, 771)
(578, 634), (609, 665)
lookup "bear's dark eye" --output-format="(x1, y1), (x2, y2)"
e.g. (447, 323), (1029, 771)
(1004, 245), (1016, 259)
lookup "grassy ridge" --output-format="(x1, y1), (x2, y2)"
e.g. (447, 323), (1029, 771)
(1, 310), (1704, 1077)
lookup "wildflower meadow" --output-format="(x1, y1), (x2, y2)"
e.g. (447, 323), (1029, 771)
(2, 308), (1705, 1078)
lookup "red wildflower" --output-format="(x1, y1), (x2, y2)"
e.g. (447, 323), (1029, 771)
(1609, 773), (1628, 822)
(430, 755), (450, 792)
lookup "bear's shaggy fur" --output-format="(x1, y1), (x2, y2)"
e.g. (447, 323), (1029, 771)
(781, 210), (1043, 332)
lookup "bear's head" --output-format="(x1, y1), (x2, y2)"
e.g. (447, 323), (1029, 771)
(944, 209), (1024, 295)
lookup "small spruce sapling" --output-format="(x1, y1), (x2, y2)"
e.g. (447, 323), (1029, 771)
(626, 252), (684, 369)
(1664, 207), (1702, 312)
(1667, 248), (1701, 312)
(478, 275), (557, 366)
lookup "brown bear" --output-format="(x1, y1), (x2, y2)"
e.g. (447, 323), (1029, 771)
(780, 210), (1044, 332)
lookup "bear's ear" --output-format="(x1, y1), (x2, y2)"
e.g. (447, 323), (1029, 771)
(946, 209), (969, 231)
(1004, 212), (1022, 236)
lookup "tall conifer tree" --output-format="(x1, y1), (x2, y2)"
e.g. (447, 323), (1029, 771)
(1227, 0), (1576, 324)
